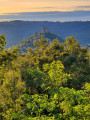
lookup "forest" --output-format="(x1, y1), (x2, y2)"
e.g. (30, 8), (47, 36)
(0, 34), (90, 120)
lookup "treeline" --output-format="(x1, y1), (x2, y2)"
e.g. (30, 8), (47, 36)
(0, 35), (90, 120)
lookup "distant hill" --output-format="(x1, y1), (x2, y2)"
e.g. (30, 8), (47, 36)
(0, 20), (90, 48)
(17, 26), (64, 51)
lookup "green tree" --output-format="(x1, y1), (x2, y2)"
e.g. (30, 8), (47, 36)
(43, 60), (71, 96)
(64, 36), (80, 54)
(0, 34), (6, 49)
(0, 70), (26, 119)
(33, 35), (48, 51)
(22, 68), (48, 94)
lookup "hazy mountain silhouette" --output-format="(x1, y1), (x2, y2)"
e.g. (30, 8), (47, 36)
(0, 20), (90, 48)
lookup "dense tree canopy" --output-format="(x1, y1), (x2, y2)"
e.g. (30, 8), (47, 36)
(0, 34), (90, 120)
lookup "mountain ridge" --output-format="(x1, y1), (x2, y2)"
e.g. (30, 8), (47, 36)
(0, 20), (90, 48)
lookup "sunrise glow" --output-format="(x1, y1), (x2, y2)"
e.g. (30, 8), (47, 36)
(0, 0), (90, 14)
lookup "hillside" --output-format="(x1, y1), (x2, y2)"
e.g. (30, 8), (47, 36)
(0, 20), (90, 48)
(17, 26), (64, 51)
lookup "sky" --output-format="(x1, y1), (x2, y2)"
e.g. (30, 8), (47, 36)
(0, 0), (90, 14)
(0, 0), (90, 22)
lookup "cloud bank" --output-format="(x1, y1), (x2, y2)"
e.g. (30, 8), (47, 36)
(0, 11), (90, 22)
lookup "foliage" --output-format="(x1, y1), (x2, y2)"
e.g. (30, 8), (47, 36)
(22, 68), (48, 94)
(0, 70), (26, 119)
(0, 34), (90, 119)
(0, 35), (6, 49)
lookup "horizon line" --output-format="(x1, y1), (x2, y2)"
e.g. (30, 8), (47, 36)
(0, 19), (90, 23)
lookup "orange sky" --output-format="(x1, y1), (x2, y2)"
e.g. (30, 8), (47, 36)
(0, 0), (90, 14)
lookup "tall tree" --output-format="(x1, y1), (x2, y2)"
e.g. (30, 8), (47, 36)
(0, 70), (26, 119)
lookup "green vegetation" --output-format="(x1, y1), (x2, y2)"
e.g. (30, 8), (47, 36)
(0, 34), (90, 120)
(17, 32), (63, 52)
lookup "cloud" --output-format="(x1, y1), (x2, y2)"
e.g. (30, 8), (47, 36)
(77, 6), (90, 9)
(0, 11), (90, 18)
(28, 7), (56, 9)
